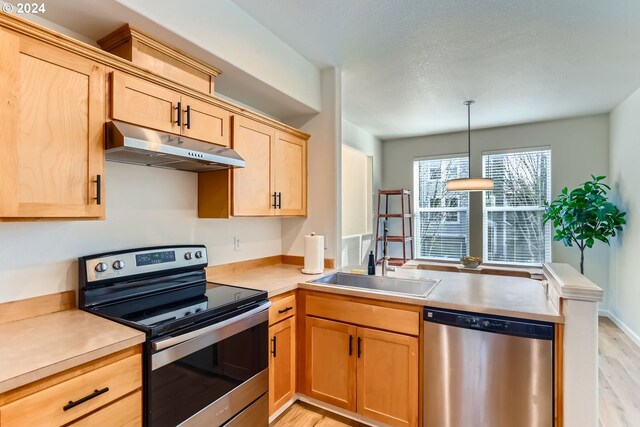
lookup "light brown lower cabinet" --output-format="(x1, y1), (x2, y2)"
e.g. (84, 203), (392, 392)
(305, 317), (357, 411)
(269, 292), (297, 415)
(0, 346), (142, 427)
(305, 316), (419, 427)
(269, 316), (296, 414)
(357, 327), (419, 427)
(69, 390), (142, 427)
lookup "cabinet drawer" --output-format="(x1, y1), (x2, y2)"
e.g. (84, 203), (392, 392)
(306, 295), (419, 336)
(69, 391), (142, 427)
(269, 293), (296, 325)
(0, 355), (141, 427)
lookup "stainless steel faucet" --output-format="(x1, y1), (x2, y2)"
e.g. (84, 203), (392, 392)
(381, 220), (395, 277)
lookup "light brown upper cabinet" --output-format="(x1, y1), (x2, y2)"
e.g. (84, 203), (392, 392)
(110, 71), (230, 147)
(0, 29), (105, 219)
(232, 117), (275, 216)
(273, 132), (307, 216)
(202, 115), (307, 218)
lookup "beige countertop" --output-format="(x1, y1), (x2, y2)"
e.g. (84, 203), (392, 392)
(208, 264), (562, 323)
(0, 309), (146, 394)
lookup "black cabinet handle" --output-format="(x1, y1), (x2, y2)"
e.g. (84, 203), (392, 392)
(186, 105), (191, 129)
(272, 192), (277, 209)
(349, 335), (353, 356)
(277, 192), (282, 209)
(278, 306), (293, 314)
(63, 387), (109, 411)
(94, 175), (102, 205)
(176, 101), (182, 126)
(357, 337), (362, 358)
(271, 336), (277, 358)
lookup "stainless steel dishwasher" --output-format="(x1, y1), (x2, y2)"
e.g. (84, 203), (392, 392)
(424, 307), (554, 427)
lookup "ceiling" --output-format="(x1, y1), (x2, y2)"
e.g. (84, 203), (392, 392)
(232, 0), (640, 139)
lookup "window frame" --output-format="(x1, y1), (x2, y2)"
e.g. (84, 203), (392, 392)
(481, 147), (552, 267)
(413, 154), (470, 262)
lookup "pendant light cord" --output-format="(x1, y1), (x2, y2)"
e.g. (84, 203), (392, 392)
(464, 100), (474, 179)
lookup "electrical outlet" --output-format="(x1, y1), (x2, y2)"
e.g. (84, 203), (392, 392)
(234, 236), (241, 251)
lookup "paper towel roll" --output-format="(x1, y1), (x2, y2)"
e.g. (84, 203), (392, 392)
(302, 233), (324, 274)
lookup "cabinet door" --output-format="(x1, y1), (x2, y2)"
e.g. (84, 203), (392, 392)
(110, 71), (181, 134)
(269, 317), (296, 415)
(273, 132), (307, 216)
(305, 317), (356, 411)
(69, 391), (141, 427)
(181, 96), (231, 146)
(232, 116), (275, 216)
(357, 328), (418, 427)
(0, 30), (105, 218)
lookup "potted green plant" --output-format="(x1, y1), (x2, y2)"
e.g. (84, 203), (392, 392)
(543, 175), (626, 274)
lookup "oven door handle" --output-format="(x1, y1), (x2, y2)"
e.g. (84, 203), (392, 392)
(152, 301), (271, 352)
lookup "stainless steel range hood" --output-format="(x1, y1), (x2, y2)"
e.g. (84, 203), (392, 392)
(106, 120), (245, 172)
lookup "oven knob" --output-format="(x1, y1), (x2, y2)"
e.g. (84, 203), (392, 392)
(195, 308), (203, 313)
(184, 311), (192, 316)
(113, 260), (125, 270)
(94, 262), (108, 273)
(184, 252), (193, 260)
(195, 251), (203, 259)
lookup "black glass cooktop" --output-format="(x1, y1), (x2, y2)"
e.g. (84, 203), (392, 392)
(90, 282), (266, 338)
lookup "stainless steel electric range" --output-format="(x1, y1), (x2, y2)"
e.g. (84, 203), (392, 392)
(78, 245), (270, 427)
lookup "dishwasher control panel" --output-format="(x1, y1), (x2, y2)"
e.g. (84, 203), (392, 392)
(424, 307), (554, 340)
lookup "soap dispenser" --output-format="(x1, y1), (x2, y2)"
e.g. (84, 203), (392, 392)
(367, 251), (376, 275)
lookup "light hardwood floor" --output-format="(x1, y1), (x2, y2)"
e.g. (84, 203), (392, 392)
(273, 318), (639, 427)
(270, 401), (365, 427)
(599, 317), (640, 427)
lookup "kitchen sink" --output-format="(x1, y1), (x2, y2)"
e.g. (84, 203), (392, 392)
(311, 272), (439, 298)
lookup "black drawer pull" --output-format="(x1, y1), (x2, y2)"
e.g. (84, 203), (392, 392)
(186, 105), (191, 129)
(357, 337), (362, 358)
(278, 306), (293, 314)
(94, 175), (102, 205)
(272, 192), (277, 209)
(271, 336), (277, 358)
(63, 387), (109, 411)
(176, 101), (182, 126)
(277, 192), (282, 209)
(349, 335), (353, 356)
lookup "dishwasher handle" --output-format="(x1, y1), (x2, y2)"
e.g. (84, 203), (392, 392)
(424, 307), (554, 340)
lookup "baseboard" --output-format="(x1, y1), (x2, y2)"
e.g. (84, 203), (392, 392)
(599, 310), (640, 348)
(296, 394), (387, 427)
(268, 396), (298, 424)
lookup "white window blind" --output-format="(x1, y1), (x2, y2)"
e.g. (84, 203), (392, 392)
(482, 149), (552, 266)
(413, 156), (469, 260)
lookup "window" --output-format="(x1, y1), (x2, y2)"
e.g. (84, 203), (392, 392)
(413, 156), (469, 260)
(483, 149), (551, 265)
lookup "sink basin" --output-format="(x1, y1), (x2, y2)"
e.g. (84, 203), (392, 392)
(311, 272), (439, 298)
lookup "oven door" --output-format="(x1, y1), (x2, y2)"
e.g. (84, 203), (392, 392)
(148, 301), (270, 427)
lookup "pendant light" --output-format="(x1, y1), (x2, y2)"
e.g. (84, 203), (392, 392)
(446, 100), (494, 191)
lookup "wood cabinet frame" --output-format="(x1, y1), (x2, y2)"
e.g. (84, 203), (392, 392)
(297, 290), (422, 427)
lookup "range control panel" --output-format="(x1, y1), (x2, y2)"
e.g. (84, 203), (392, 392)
(83, 246), (208, 283)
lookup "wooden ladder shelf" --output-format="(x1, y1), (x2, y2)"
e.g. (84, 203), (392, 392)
(374, 189), (414, 266)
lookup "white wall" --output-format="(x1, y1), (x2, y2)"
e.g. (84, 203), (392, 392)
(0, 162), (282, 303)
(341, 120), (383, 266)
(342, 145), (371, 237)
(609, 86), (640, 339)
(343, 119), (383, 193)
(282, 68), (342, 263)
(383, 114), (611, 306)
